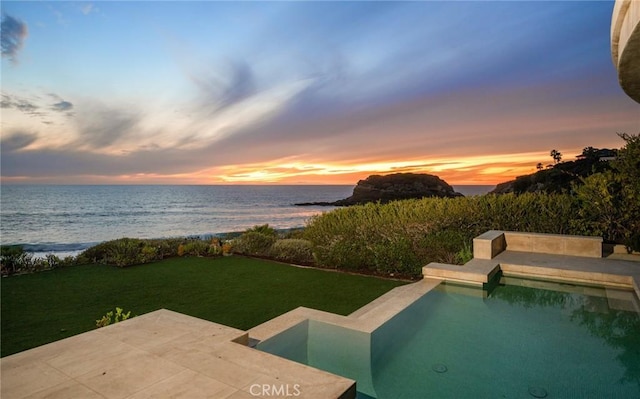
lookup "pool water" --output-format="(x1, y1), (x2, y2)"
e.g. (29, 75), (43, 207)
(257, 277), (640, 398)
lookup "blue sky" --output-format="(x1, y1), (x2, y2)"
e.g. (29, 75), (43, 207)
(1, 1), (638, 184)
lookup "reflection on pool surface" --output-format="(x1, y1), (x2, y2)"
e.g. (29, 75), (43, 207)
(257, 277), (640, 398)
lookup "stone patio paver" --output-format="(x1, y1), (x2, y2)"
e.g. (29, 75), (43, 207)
(1, 310), (355, 399)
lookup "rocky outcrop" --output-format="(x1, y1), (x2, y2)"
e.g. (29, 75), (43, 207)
(490, 180), (544, 194)
(490, 180), (516, 194)
(296, 173), (462, 206)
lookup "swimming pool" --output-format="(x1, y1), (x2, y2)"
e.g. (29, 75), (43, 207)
(257, 277), (640, 398)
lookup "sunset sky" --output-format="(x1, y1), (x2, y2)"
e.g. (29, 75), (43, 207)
(1, 1), (638, 186)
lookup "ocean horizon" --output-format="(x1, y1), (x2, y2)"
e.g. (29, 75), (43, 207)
(0, 184), (494, 256)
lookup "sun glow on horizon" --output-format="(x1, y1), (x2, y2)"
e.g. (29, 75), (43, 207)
(204, 149), (573, 185)
(0, 145), (611, 186)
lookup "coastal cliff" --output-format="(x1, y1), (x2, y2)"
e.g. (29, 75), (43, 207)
(490, 148), (616, 194)
(296, 173), (462, 206)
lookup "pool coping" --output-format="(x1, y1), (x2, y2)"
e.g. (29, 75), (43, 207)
(423, 230), (640, 299)
(248, 278), (442, 341)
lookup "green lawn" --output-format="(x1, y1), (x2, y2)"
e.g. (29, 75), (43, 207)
(1, 256), (406, 357)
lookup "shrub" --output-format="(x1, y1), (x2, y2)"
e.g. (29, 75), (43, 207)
(82, 238), (152, 267)
(0, 246), (31, 276)
(612, 133), (640, 251)
(104, 238), (156, 267)
(0, 246), (75, 276)
(208, 242), (222, 256)
(245, 224), (278, 237)
(304, 193), (582, 276)
(571, 133), (640, 251)
(369, 235), (420, 275)
(270, 239), (315, 264)
(222, 242), (233, 255)
(233, 232), (276, 257)
(415, 230), (471, 264)
(312, 237), (373, 272)
(81, 240), (124, 264)
(44, 254), (61, 269)
(179, 239), (222, 257)
(181, 240), (210, 257)
(283, 228), (306, 239)
(95, 307), (132, 328)
(455, 242), (473, 265)
(148, 238), (184, 258)
(572, 172), (622, 243)
(78, 237), (222, 267)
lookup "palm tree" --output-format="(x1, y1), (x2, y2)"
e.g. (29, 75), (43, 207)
(550, 149), (562, 164)
(536, 162), (543, 171)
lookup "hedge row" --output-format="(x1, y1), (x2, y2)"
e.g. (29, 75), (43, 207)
(232, 227), (315, 265)
(302, 193), (580, 277)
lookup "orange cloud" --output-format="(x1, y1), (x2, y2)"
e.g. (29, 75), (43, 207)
(207, 149), (573, 185)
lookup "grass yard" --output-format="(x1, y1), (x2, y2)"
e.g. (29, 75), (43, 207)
(1, 256), (406, 357)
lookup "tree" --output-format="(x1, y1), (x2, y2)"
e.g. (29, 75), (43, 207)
(581, 146), (599, 160)
(550, 149), (562, 164)
(612, 133), (640, 251)
(573, 133), (640, 252)
(536, 163), (543, 171)
(613, 133), (640, 193)
(573, 171), (622, 243)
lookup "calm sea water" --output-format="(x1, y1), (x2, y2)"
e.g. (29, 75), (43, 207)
(0, 184), (493, 256)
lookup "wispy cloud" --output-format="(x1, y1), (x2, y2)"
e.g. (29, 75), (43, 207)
(0, 131), (38, 152)
(215, 61), (256, 111)
(47, 93), (74, 117)
(0, 94), (12, 109)
(81, 4), (95, 16)
(1, 14), (28, 64)
(2, 92), (75, 121)
(163, 74), (313, 150)
(74, 102), (140, 149)
(1, 93), (42, 117)
(52, 101), (73, 112)
(189, 60), (257, 112)
(48, 5), (68, 27)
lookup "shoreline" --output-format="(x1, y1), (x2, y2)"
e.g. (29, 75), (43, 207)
(6, 227), (307, 259)
(2, 185), (495, 259)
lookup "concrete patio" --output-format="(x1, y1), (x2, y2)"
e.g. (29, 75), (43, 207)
(0, 310), (356, 399)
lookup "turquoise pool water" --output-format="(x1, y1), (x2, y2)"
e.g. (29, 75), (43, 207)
(257, 277), (640, 398)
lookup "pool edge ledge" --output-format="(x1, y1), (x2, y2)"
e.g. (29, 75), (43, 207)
(248, 278), (443, 343)
(424, 231), (640, 297)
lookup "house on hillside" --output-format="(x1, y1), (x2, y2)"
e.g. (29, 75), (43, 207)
(575, 148), (618, 162)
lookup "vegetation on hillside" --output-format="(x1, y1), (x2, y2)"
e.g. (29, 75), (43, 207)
(0, 246), (79, 276)
(573, 133), (640, 251)
(0, 236), (231, 276)
(303, 193), (577, 277)
(493, 146), (617, 194)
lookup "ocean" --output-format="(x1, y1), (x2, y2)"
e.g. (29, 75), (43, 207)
(0, 184), (494, 257)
